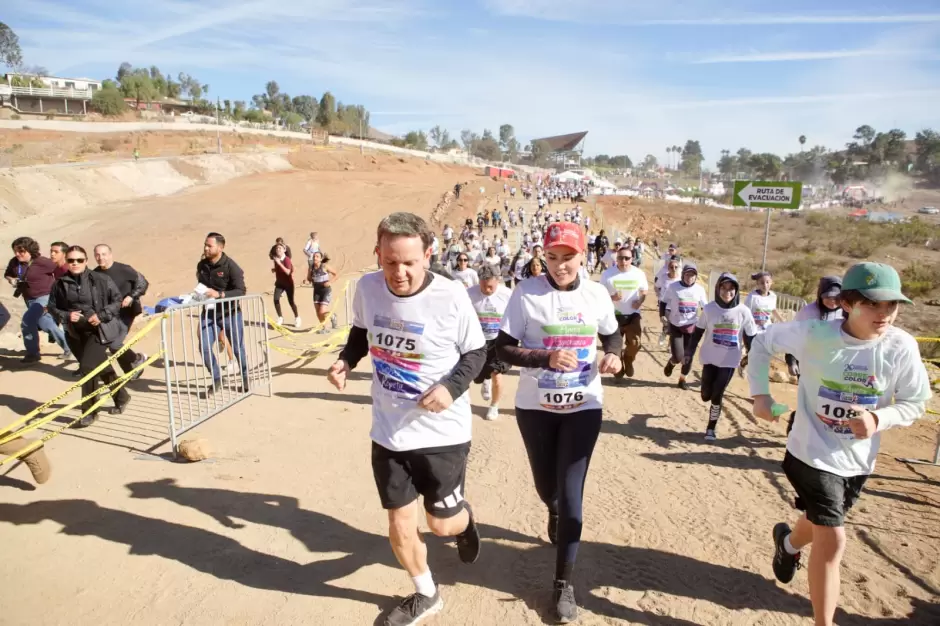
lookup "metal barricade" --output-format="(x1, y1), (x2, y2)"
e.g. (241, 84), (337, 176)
(160, 294), (272, 452)
(776, 293), (807, 321)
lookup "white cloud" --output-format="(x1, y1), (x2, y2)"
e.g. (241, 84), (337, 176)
(695, 49), (940, 63)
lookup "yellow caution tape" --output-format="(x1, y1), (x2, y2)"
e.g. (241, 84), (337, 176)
(916, 337), (940, 343)
(269, 281), (351, 337)
(0, 350), (164, 460)
(0, 316), (163, 440)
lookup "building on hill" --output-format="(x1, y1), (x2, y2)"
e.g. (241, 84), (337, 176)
(526, 131), (588, 170)
(0, 73), (102, 116)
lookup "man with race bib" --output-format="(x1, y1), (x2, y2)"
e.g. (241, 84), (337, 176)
(747, 262), (931, 626)
(494, 221), (621, 623)
(600, 245), (648, 378)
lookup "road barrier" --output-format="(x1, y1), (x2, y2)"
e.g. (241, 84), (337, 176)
(160, 295), (272, 453)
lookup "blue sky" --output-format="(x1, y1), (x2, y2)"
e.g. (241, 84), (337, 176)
(5, 0), (940, 165)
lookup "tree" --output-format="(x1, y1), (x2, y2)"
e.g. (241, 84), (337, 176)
(641, 154), (658, 171)
(499, 124), (515, 150)
(165, 78), (181, 99)
(120, 70), (156, 109)
(316, 91), (336, 129)
(283, 112), (304, 131)
(0, 22), (23, 70)
(716, 149), (737, 179)
(291, 95), (318, 121)
(530, 140), (552, 166)
(223, 99), (232, 116)
(915, 129), (940, 185)
(482, 128), (495, 142)
(429, 125), (444, 148)
(505, 137), (520, 162)
(748, 153), (783, 179)
(460, 129), (475, 153)
(91, 85), (126, 116)
(799, 134), (807, 151)
(117, 62), (133, 82)
(243, 109), (265, 123)
(610, 154), (632, 169)
(680, 140), (704, 176)
(404, 130), (429, 150)
(232, 100), (246, 121)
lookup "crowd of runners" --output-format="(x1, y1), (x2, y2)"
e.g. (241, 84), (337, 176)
(3, 192), (933, 626)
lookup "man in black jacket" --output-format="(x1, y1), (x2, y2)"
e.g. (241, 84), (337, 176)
(197, 232), (249, 389)
(94, 244), (149, 377)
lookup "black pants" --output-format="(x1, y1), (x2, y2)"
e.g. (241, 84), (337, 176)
(700, 364), (734, 405)
(112, 311), (140, 374)
(516, 407), (603, 582)
(73, 332), (129, 415)
(668, 323), (695, 375)
(273, 284), (298, 318)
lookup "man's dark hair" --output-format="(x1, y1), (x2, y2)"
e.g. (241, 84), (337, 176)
(477, 264), (499, 282)
(839, 289), (873, 307)
(50, 241), (68, 253)
(206, 232), (226, 246)
(12, 236), (41, 259)
(67, 245), (88, 258)
(376, 212), (433, 251)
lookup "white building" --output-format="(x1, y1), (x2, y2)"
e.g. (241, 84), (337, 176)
(3, 74), (102, 91)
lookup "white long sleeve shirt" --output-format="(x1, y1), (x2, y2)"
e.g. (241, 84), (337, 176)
(747, 320), (932, 477)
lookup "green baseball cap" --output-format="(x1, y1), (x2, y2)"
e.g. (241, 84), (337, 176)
(842, 262), (912, 304)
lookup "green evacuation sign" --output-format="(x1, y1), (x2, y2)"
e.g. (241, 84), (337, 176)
(733, 180), (803, 210)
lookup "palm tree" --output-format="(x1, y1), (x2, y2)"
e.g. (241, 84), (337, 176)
(666, 146), (673, 169)
(673, 145), (682, 171)
(799, 134), (806, 152)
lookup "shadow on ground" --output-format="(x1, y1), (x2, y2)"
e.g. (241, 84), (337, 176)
(1, 479), (929, 625)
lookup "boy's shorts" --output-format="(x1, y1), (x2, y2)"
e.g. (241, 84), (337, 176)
(783, 451), (868, 527)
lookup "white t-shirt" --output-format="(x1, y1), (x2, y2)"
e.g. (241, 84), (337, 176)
(512, 254), (531, 280)
(352, 272), (486, 451)
(468, 284), (513, 340)
(303, 239), (320, 260)
(695, 302), (757, 368)
(744, 291), (778, 331)
(602, 249), (618, 266)
(452, 267), (479, 288)
(662, 281), (708, 327)
(500, 276), (618, 413)
(442, 227), (454, 241)
(748, 321), (932, 477)
(431, 236), (440, 255)
(483, 255), (502, 269)
(601, 266), (649, 316)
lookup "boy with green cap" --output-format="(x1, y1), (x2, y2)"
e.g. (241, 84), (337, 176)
(746, 262), (932, 626)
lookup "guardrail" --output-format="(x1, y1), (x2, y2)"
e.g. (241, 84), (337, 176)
(0, 84), (95, 99)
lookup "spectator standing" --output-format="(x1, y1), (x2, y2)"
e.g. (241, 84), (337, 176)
(94, 244), (150, 377)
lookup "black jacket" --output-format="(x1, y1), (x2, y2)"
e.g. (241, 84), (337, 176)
(95, 261), (149, 317)
(196, 253), (246, 313)
(48, 270), (125, 344)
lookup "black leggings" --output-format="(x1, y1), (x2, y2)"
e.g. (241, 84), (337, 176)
(273, 284), (298, 318)
(700, 364), (734, 406)
(516, 407), (603, 582)
(668, 323), (695, 375)
(73, 332), (129, 415)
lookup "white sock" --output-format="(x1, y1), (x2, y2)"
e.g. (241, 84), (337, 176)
(783, 534), (800, 555)
(413, 570), (436, 598)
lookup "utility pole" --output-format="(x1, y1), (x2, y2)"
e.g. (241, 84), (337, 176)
(359, 117), (363, 155)
(761, 208), (772, 271)
(216, 97), (222, 154)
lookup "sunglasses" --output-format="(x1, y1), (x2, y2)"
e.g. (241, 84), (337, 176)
(458, 258), (469, 262)
(617, 256), (631, 261)
(67, 258), (86, 264)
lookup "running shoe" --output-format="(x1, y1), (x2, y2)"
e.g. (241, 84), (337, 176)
(131, 352), (147, 379)
(704, 429), (716, 441)
(658, 330), (667, 347)
(59, 351), (76, 362)
(331, 313), (338, 329)
(276, 316), (284, 325)
(772, 522), (802, 584)
(294, 317), (302, 329)
(484, 405), (498, 421)
(548, 512), (558, 545)
(384, 590), (443, 626)
(455, 503), (481, 564)
(663, 361), (675, 377)
(678, 379), (689, 391)
(481, 379), (492, 402)
(623, 359), (634, 378)
(553, 580), (578, 623)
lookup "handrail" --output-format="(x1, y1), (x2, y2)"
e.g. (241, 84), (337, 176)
(0, 84), (94, 99)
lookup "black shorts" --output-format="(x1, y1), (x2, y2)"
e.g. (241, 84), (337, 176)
(371, 441), (471, 518)
(473, 339), (509, 384)
(782, 451), (868, 527)
(313, 284), (332, 305)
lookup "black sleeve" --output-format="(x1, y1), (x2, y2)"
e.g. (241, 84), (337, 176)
(599, 329), (623, 355)
(659, 301), (667, 318)
(686, 326), (706, 360)
(494, 330), (552, 368)
(129, 266), (149, 299)
(3, 257), (18, 280)
(224, 259), (247, 298)
(743, 332), (756, 352)
(439, 345), (487, 400)
(338, 325), (369, 369)
(47, 283), (65, 325)
(98, 275), (123, 322)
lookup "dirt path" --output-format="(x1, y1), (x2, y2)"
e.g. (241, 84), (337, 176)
(1, 172), (938, 625)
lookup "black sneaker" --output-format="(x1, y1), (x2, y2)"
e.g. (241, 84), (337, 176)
(455, 503), (481, 564)
(678, 379), (689, 391)
(548, 512), (559, 545)
(772, 523), (802, 584)
(20, 354), (41, 365)
(384, 590), (443, 626)
(74, 412), (98, 429)
(624, 360), (635, 378)
(663, 361), (675, 377)
(553, 580), (578, 623)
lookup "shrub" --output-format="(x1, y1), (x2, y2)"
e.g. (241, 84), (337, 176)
(11, 114), (20, 120)
(100, 138), (120, 152)
(91, 86), (127, 117)
(900, 263), (940, 298)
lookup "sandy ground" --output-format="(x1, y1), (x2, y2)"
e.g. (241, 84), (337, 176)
(1, 165), (939, 625)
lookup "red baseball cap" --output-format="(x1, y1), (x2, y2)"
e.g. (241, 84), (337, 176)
(543, 222), (586, 253)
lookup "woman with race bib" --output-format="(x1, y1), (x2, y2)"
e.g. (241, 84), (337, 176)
(495, 221), (621, 623)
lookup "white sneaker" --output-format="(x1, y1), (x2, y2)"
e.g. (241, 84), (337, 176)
(704, 429), (717, 441)
(484, 405), (499, 421)
(294, 317), (302, 329)
(276, 316), (284, 325)
(481, 379), (492, 402)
